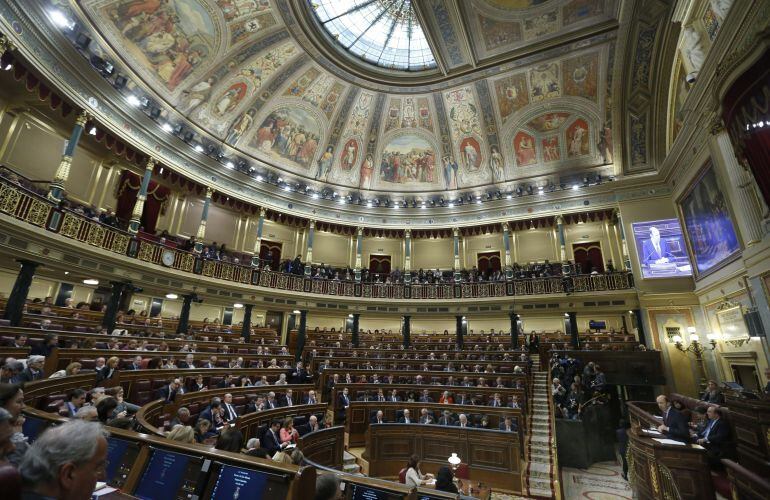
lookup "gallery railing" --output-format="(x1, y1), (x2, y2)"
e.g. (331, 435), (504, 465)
(0, 177), (634, 299)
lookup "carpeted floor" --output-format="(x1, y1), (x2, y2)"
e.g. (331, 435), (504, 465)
(560, 461), (633, 499)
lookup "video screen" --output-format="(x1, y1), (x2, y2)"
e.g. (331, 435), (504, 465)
(209, 464), (288, 499)
(105, 437), (140, 489)
(22, 416), (48, 443)
(632, 219), (692, 278)
(134, 449), (203, 500)
(348, 483), (403, 500)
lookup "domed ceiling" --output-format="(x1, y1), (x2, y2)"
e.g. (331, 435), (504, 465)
(70, 0), (621, 197)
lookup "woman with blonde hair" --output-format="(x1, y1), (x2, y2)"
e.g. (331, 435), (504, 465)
(49, 362), (82, 379)
(97, 357), (120, 382)
(279, 416), (299, 445)
(167, 425), (195, 443)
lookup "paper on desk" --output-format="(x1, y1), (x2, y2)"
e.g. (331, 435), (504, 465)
(653, 438), (686, 446)
(93, 485), (117, 497)
(642, 429), (663, 436)
(691, 444), (705, 450)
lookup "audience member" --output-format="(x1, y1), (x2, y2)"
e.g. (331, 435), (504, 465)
(656, 395), (689, 441)
(404, 454), (433, 487)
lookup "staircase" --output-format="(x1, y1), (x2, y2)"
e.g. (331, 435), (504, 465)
(526, 354), (557, 498)
(343, 450), (362, 474)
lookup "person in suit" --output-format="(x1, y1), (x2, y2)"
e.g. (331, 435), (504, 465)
(438, 410), (454, 426)
(455, 414), (471, 428)
(265, 392), (280, 410)
(304, 390), (318, 405)
(262, 420), (286, 455)
(398, 409), (413, 424)
(199, 398), (225, 429)
(338, 388), (351, 410)
(96, 356), (119, 383)
(221, 393), (238, 422)
(488, 393), (503, 407)
(30, 333), (58, 357)
(179, 354), (196, 369)
(419, 408), (434, 424)
(157, 378), (183, 403)
(290, 362), (310, 384)
(203, 356), (218, 369)
(127, 355), (143, 370)
(642, 226), (674, 263)
(418, 389), (433, 403)
(499, 415), (517, 432)
(65, 389), (86, 418)
(656, 395), (690, 441)
(388, 389), (401, 402)
(375, 389), (386, 402)
(15, 355), (45, 383)
(697, 406), (732, 468)
(700, 380), (725, 405)
(370, 410), (385, 424)
(357, 390), (372, 402)
(283, 389), (295, 407)
(455, 392), (470, 405)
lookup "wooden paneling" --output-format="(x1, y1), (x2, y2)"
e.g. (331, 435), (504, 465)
(298, 426), (344, 469)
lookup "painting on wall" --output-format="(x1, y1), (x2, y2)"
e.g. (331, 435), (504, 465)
(542, 135), (560, 162)
(566, 119), (590, 157)
(251, 107), (321, 169)
(563, 53), (598, 101)
(339, 139), (359, 170)
(478, 15), (522, 51)
(98, 0), (217, 92)
(460, 137), (483, 172)
(379, 135), (436, 185)
(494, 73), (529, 123)
(631, 219), (693, 278)
(563, 0), (604, 25)
(527, 113), (570, 132)
(529, 63), (561, 101)
(213, 81), (249, 116)
(513, 131), (537, 166)
(679, 162), (742, 278)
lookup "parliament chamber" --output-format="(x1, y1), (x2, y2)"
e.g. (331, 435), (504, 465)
(0, 0), (769, 499)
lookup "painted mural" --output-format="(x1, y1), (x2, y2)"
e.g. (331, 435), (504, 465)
(530, 63), (561, 101)
(494, 73), (530, 124)
(339, 139), (359, 171)
(479, 15), (522, 50)
(542, 135), (561, 162)
(527, 113), (570, 132)
(513, 131), (537, 167)
(229, 10), (276, 45)
(523, 10), (559, 39)
(563, 0), (604, 25)
(566, 119), (590, 157)
(379, 135), (437, 186)
(563, 53), (598, 101)
(460, 137), (483, 172)
(97, 0), (218, 92)
(251, 107), (322, 170)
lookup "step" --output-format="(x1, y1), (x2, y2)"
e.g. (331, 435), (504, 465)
(528, 486), (554, 497)
(343, 463), (360, 473)
(530, 435), (550, 444)
(343, 451), (357, 464)
(529, 462), (552, 475)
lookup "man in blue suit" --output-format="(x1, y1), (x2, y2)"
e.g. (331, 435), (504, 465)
(262, 420), (285, 455)
(697, 406), (732, 468)
(642, 226), (674, 263)
(656, 395), (690, 441)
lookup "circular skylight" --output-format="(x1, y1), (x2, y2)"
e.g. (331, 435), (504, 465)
(311, 0), (437, 71)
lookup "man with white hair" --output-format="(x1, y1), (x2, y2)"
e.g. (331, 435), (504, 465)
(17, 355), (45, 383)
(181, 354), (196, 369)
(456, 414), (470, 428)
(75, 406), (98, 421)
(399, 409), (412, 424)
(19, 420), (108, 499)
(308, 415), (321, 432)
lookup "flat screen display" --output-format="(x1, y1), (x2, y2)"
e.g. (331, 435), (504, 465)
(105, 437), (139, 488)
(632, 219), (692, 278)
(209, 464), (270, 499)
(134, 449), (202, 500)
(348, 484), (402, 500)
(679, 163), (741, 277)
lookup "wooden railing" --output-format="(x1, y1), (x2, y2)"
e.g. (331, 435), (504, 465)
(0, 177), (635, 300)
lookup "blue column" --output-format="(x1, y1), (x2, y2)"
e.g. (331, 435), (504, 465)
(194, 187), (213, 253)
(49, 110), (89, 202)
(354, 227), (363, 282)
(453, 228), (461, 282)
(241, 304), (253, 342)
(128, 158), (156, 234)
(556, 215), (566, 262)
(614, 209), (631, 270)
(305, 220), (315, 276)
(296, 310), (308, 362)
(252, 207), (266, 267)
(404, 229), (412, 284)
(502, 223), (513, 279)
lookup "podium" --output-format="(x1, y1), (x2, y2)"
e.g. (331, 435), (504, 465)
(724, 396), (770, 477)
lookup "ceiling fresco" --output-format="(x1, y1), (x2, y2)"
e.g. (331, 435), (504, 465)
(71, 0), (619, 195)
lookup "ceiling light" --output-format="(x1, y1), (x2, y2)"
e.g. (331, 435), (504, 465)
(256, 175), (263, 182)
(82, 279), (99, 285)
(366, 201), (372, 208)
(3, 63), (12, 71)
(348, 313), (354, 318)
(311, 193), (319, 199)
(282, 185), (291, 192)
(194, 144), (204, 153)
(538, 186), (544, 192)
(476, 198), (482, 205)
(88, 126), (97, 136)
(448, 202), (454, 208)
(421, 203), (426, 209)
(233, 303), (244, 309)
(126, 95), (141, 107)
(165, 293), (178, 299)
(159, 167), (164, 174)
(225, 161), (234, 169)
(50, 10), (75, 29)
(161, 122), (173, 132)
(64, 271), (69, 275)
(564, 313), (570, 317)
(392, 204), (399, 209)
(572, 185), (579, 190)
(293, 310), (301, 314)
(338, 198), (346, 205)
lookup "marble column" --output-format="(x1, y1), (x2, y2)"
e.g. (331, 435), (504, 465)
(128, 158), (156, 234)
(502, 223), (513, 279)
(251, 207), (267, 267)
(453, 228), (461, 282)
(296, 310), (307, 362)
(194, 187), (213, 253)
(711, 129), (765, 246)
(404, 229), (412, 284)
(556, 215), (567, 262)
(2, 260), (40, 326)
(48, 110), (89, 203)
(354, 227), (363, 282)
(305, 220), (315, 276)
(613, 209), (631, 270)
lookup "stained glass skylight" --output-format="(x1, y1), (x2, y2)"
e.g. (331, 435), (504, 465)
(311, 0), (437, 71)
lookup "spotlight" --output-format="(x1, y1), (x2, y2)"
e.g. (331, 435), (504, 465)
(233, 303), (244, 309)
(113, 75), (128, 89)
(165, 293), (178, 299)
(82, 279), (99, 285)
(2, 62), (12, 71)
(90, 56), (114, 76)
(225, 161), (234, 169)
(572, 185), (579, 191)
(50, 10), (75, 30)
(161, 122), (173, 133)
(149, 107), (161, 119)
(194, 144), (204, 153)
(183, 131), (195, 143)
(126, 95), (142, 107)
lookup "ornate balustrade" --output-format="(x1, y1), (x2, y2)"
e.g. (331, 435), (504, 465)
(0, 178), (635, 300)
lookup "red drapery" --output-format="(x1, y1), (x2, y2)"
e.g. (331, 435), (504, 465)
(477, 251), (501, 272)
(259, 240), (282, 269)
(369, 255), (392, 274)
(115, 170), (170, 233)
(572, 242), (604, 273)
(722, 46), (770, 208)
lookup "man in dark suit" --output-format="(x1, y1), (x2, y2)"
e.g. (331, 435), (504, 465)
(65, 389), (86, 418)
(221, 394), (238, 422)
(418, 389), (433, 403)
(156, 379), (183, 403)
(15, 355), (45, 383)
(282, 389), (295, 407)
(290, 362), (310, 384)
(262, 420), (285, 455)
(127, 355), (143, 370)
(388, 389), (401, 403)
(199, 398), (225, 429)
(398, 409), (413, 424)
(30, 334), (58, 357)
(697, 406), (731, 468)
(499, 415), (517, 432)
(304, 390), (318, 405)
(438, 410), (454, 426)
(455, 392), (469, 405)
(178, 354), (196, 369)
(656, 395), (690, 441)
(265, 392), (279, 410)
(338, 388), (351, 415)
(370, 410), (385, 424)
(455, 414), (470, 428)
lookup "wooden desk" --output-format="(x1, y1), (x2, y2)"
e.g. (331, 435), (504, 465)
(417, 479), (491, 499)
(367, 423), (523, 494)
(628, 429), (714, 499)
(724, 395), (770, 477)
(297, 426), (345, 470)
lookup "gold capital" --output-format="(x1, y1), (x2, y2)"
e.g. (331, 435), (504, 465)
(146, 157), (157, 171)
(205, 187), (214, 199)
(75, 110), (91, 127)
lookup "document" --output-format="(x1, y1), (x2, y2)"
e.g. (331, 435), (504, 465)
(653, 438), (686, 446)
(642, 429), (663, 436)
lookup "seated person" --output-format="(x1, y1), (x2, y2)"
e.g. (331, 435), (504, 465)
(656, 395), (689, 441)
(404, 455), (434, 487)
(700, 380), (725, 405)
(696, 406), (732, 469)
(435, 466), (459, 493)
(370, 410), (386, 424)
(398, 409), (414, 424)
(418, 408), (434, 424)
(499, 415), (517, 432)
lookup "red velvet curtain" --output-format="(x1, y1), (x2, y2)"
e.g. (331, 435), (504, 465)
(477, 251), (501, 272)
(572, 242), (604, 273)
(259, 241), (282, 269)
(369, 255), (391, 274)
(115, 170), (170, 233)
(722, 47), (770, 208)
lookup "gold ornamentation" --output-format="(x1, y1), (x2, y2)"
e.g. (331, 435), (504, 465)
(0, 35), (16, 55)
(25, 199), (51, 227)
(86, 224), (105, 247)
(137, 242), (156, 262)
(0, 184), (22, 214)
(110, 234), (130, 254)
(59, 213), (83, 238)
(649, 462), (659, 495)
(75, 110), (90, 127)
(53, 155), (73, 183)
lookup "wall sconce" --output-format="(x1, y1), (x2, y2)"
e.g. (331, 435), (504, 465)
(674, 327), (717, 355)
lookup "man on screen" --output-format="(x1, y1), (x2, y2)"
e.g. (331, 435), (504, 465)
(643, 226), (673, 264)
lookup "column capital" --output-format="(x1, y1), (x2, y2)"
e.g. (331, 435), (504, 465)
(145, 157), (157, 171)
(404, 228), (411, 237)
(259, 207), (267, 217)
(0, 34), (16, 55)
(357, 227), (364, 236)
(204, 186), (214, 199)
(710, 117), (726, 136)
(75, 110), (91, 127)
(502, 222), (509, 232)
(453, 227), (460, 237)
(308, 220), (316, 229)
(555, 215), (564, 226)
